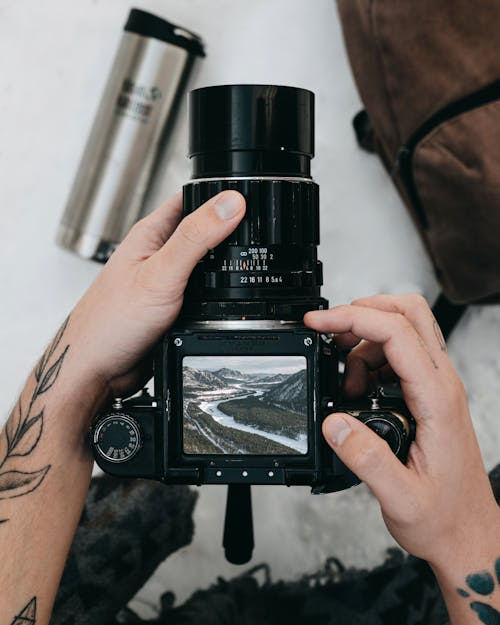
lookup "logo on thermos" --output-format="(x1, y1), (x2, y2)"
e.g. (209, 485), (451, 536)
(116, 78), (162, 123)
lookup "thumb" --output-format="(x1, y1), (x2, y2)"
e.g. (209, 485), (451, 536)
(323, 413), (411, 506)
(147, 190), (245, 289)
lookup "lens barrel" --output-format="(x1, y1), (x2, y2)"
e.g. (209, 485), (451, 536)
(188, 84), (314, 178)
(182, 85), (326, 320)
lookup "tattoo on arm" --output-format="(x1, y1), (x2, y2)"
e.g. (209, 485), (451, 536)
(433, 319), (447, 352)
(10, 597), (37, 625)
(0, 317), (70, 518)
(456, 557), (500, 624)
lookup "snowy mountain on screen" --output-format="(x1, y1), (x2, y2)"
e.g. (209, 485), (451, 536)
(263, 369), (307, 415)
(252, 373), (289, 384)
(212, 368), (249, 382)
(183, 367), (227, 392)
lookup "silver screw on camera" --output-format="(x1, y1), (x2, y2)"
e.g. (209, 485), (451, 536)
(112, 398), (123, 410)
(174, 338), (183, 347)
(369, 387), (385, 410)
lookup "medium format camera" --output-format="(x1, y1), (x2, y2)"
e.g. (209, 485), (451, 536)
(91, 85), (415, 562)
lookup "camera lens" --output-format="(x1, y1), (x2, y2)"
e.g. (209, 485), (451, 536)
(182, 84), (326, 321)
(188, 84), (314, 179)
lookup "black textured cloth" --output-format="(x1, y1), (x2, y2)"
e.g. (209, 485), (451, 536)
(52, 464), (500, 625)
(118, 552), (448, 625)
(119, 464), (500, 625)
(51, 476), (197, 625)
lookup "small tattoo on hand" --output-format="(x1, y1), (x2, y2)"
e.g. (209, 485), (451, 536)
(457, 557), (500, 624)
(10, 597), (37, 625)
(433, 319), (447, 352)
(417, 334), (439, 369)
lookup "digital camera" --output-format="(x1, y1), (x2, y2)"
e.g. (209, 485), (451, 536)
(91, 85), (415, 562)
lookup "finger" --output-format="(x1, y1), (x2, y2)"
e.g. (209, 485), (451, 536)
(146, 190), (245, 291)
(376, 363), (398, 384)
(352, 294), (449, 364)
(117, 192), (184, 261)
(334, 331), (362, 351)
(322, 413), (413, 507)
(304, 306), (440, 391)
(141, 191), (184, 242)
(343, 340), (386, 396)
(344, 346), (397, 397)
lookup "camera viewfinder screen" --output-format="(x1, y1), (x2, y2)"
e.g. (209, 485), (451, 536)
(182, 356), (308, 455)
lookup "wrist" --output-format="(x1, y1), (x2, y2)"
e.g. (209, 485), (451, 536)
(40, 323), (111, 436)
(55, 312), (114, 422)
(56, 350), (111, 429)
(428, 503), (500, 582)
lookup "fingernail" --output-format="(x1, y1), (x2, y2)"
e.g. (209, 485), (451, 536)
(324, 416), (352, 446)
(214, 191), (243, 220)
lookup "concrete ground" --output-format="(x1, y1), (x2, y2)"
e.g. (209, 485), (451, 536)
(0, 0), (498, 617)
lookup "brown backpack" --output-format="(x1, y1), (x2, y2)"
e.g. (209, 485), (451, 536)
(337, 0), (500, 329)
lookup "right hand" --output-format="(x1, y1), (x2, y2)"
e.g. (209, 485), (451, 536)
(304, 294), (499, 568)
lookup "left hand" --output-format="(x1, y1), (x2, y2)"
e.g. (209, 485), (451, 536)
(66, 189), (246, 405)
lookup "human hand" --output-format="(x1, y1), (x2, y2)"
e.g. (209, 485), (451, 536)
(0, 192), (246, 625)
(67, 190), (245, 405)
(304, 295), (499, 568)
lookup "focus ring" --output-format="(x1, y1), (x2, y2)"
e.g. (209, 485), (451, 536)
(183, 179), (319, 248)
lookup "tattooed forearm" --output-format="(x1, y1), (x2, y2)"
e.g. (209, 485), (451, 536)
(10, 597), (37, 625)
(0, 317), (70, 515)
(456, 557), (500, 624)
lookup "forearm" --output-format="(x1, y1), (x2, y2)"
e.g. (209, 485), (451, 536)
(0, 316), (107, 624)
(430, 505), (500, 625)
(0, 190), (245, 623)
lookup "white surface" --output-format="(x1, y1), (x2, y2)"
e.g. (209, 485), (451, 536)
(0, 0), (499, 617)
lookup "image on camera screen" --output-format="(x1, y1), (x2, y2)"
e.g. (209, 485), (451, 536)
(182, 356), (308, 455)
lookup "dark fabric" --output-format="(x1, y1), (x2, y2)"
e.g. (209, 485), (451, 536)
(51, 464), (500, 625)
(51, 476), (197, 625)
(118, 462), (500, 625)
(337, 0), (500, 304)
(119, 553), (448, 625)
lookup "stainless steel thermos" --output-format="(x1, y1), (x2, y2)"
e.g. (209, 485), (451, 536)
(57, 9), (205, 262)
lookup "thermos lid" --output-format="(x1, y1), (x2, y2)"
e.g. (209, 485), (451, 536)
(125, 8), (205, 57)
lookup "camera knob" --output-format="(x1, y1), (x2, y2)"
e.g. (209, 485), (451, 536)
(93, 412), (142, 464)
(360, 411), (409, 457)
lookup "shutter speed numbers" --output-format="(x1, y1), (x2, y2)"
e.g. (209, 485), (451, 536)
(93, 414), (142, 463)
(220, 247), (284, 285)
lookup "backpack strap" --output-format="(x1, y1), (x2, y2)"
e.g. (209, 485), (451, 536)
(352, 110), (376, 153)
(432, 293), (467, 341)
(353, 112), (467, 341)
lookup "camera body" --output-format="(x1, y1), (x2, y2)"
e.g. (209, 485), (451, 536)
(91, 84), (414, 504)
(92, 325), (414, 493)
